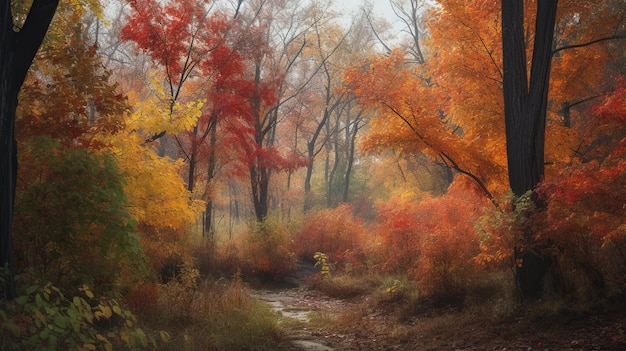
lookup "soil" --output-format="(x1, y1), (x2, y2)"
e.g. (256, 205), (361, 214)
(254, 265), (626, 351)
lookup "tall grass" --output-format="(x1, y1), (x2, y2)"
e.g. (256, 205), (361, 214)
(136, 272), (281, 351)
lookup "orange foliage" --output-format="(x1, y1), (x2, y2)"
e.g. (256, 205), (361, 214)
(369, 195), (422, 274)
(241, 221), (297, 281)
(295, 204), (368, 272)
(370, 177), (489, 296)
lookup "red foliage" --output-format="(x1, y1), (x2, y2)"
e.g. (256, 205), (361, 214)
(121, 0), (227, 79)
(595, 76), (626, 125)
(123, 283), (160, 315)
(295, 204), (368, 272)
(372, 178), (489, 296)
(535, 138), (626, 293)
(369, 196), (422, 274)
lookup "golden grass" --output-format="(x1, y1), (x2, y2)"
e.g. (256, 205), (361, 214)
(137, 276), (281, 351)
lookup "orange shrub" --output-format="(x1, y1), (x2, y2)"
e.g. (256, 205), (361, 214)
(413, 178), (489, 297)
(370, 178), (489, 298)
(241, 220), (297, 281)
(369, 195), (423, 274)
(295, 204), (368, 272)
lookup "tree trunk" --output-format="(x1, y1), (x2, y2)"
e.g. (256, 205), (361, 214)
(1, 0), (59, 300)
(502, 0), (557, 197)
(342, 114), (360, 203)
(204, 118), (217, 235)
(327, 138), (340, 208)
(502, 0), (558, 299)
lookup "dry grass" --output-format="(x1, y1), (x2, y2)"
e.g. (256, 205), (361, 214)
(137, 275), (281, 351)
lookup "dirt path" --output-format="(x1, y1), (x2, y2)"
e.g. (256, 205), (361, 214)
(255, 288), (340, 351)
(253, 262), (355, 351)
(255, 264), (626, 351)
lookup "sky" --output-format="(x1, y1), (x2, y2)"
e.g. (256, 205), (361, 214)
(336, 0), (400, 26)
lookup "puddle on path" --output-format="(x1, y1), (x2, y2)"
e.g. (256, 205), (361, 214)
(255, 289), (335, 351)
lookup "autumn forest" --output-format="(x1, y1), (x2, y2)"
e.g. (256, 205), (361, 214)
(1, 0), (625, 350)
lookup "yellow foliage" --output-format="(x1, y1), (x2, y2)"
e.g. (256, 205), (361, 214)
(128, 75), (205, 137)
(102, 129), (202, 271)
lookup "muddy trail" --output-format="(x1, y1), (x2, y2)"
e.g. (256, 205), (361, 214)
(253, 262), (348, 351)
(255, 288), (342, 351)
(253, 263), (626, 351)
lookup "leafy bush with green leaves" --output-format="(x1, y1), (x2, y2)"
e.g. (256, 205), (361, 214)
(13, 137), (145, 290)
(0, 279), (156, 351)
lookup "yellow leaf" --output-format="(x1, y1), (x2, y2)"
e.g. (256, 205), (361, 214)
(99, 304), (113, 318)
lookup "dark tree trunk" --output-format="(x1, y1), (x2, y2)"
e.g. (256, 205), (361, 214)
(502, 0), (558, 299)
(1, 0), (59, 300)
(187, 125), (198, 192)
(250, 159), (270, 222)
(204, 117), (217, 235)
(502, 0), (557, 196)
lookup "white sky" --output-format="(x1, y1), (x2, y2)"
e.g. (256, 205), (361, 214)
(336, 0), (399, 24)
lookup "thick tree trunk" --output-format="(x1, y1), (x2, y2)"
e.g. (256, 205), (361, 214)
(502, 0), (558, 299)
(1, 0), (59, 300)
(502, 0), (557, 196)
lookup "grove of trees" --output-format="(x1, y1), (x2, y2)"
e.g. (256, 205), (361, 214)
(1, 0), (624, 349)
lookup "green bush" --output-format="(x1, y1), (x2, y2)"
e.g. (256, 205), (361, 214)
(13, 137), (145, 290)
(0, 280), (156, 351)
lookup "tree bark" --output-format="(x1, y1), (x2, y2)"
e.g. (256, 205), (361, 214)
(502, 0), (557, 196)
(502, 0), (558, 299)
(1, 0), (59, 300)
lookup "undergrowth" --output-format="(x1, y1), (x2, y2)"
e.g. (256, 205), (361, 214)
(134, 264), (281, 351)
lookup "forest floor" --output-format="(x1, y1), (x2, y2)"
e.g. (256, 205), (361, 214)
(254, 266), (626, 351)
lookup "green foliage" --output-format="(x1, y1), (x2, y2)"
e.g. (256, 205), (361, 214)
(13, 137), (145, 290)
(0, 281), (154, 351)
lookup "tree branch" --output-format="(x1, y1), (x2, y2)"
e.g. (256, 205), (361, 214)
(552, 34), (626, 56)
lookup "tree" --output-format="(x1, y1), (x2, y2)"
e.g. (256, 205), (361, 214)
(16, 5), (126, 147)
(232, 0), (317, 222)
(501, 0), (558, 198)
(1, 0), (59, 300)
(501, 0), (625, 298)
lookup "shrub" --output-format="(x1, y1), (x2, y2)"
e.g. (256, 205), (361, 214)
(13, 137), (146, 291)
(369, 178), (488, 300)
(123, 283), (159, 315)
(412, 178), (488, 298)
(295, 204), (368, 272)
(0, 280), (155, 351)
(533, 148), (626, 299)
(241, 219), (297, 281)
(369, 195), (423, 274)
